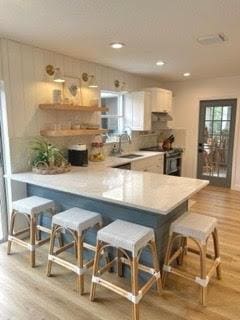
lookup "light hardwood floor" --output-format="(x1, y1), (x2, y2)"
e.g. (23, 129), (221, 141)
(0, 186), (240, 320)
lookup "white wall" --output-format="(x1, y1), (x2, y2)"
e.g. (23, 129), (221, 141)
(163, 76), (240, 190)
(0, 38), (161, 173)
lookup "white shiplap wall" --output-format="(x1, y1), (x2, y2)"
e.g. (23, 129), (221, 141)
(0, 38), (161, 172)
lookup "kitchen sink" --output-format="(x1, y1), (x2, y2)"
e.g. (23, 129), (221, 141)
(118, 154), (144, 159)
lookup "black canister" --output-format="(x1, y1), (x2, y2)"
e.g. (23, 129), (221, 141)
(68, 144), (88, 167)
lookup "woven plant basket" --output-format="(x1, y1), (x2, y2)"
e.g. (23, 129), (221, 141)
(32, 162), (71, 175)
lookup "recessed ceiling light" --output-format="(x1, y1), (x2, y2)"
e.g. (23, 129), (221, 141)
(110, 42), (125, 49)
(183, 72), (191, 77)
(156, 61), (165, 66)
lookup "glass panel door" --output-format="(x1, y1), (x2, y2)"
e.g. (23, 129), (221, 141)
(197, 99), (237, 187)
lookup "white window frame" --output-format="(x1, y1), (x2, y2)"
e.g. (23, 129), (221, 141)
(101, 91), (124, 140)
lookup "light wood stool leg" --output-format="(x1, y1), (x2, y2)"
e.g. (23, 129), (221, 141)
(73, 231), (78, 259)
(30, 216), (36, 267)
(50, 208), (64, 248)
(90, 240), (102, 301)
(200, 244), (207, 306)
(46, 225), (57, 276)
(77, 233), (84, 295)
(212, 228), (222, 280)
(131, 256), (139, 320)
(117, 248), (123, 277)
(36, 214), (42, 241)
(7, 210), (16, 255)
(162, 234), (174, 288)
(177, 236), (187, 266)
(149, 240), (162, 294)
(56, 231), (64, 249)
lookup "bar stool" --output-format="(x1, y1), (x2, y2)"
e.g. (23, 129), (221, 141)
(90, 219), (162, 320)
(46, 207), (102, 295)
(7, 196), (56, 267)
(162, 212), (222, 306)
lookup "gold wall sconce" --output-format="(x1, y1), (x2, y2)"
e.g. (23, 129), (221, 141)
(114, 80), (126, 90)
(45, 65), (98, 88)
(45, 65), (65, 83)
(82, 73), (98, 88)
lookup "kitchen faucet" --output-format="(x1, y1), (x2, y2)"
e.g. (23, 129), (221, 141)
(118, 133), (132, 154)
(111, 133), (132, 155)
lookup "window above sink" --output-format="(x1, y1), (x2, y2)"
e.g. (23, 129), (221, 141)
(101, 91), (131, 143)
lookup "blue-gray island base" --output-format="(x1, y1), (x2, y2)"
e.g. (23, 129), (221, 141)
(28, 184), (187, 280)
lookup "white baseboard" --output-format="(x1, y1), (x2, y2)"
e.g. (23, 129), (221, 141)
(231, 184), (240, 191)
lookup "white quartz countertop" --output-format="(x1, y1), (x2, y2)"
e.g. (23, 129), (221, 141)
(11, 151), (208, 215)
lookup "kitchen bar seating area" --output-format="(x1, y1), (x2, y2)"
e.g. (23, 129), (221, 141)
(5, 173), (221, 320)
(1, 1), (240, 320)
(1, 186), (239, 319)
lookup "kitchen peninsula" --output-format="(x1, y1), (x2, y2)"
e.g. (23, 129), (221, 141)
(11, 158), (208, 267)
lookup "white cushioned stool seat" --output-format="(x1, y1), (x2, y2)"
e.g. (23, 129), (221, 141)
(12, 196), (55, 216)
(97, 219), (154, 256)
(170, 212), (217, 243)
(52, 207), (102, 233)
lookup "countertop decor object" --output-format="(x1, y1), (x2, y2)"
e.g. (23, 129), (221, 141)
(30, 138), (71, 175)
(89, 134), (105, 162)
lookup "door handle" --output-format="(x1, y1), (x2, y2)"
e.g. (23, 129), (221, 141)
(198, 142), (204, 153)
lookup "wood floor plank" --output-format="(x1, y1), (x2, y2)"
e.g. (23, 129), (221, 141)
(0, 185), (240, 319)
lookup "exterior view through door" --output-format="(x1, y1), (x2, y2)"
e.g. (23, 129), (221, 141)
(197, 99), (237, 187)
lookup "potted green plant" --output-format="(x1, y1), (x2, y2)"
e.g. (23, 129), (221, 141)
(30, 138), (71, 174)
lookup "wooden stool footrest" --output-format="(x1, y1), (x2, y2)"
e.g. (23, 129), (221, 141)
(164, 265), (196, 282)
(92, 276), (143, 304)
(139, 274), (160, 297)
(48, 254), (87, 275)
(120, 257), (156, 275)
(187, 247), (215, 260)
(83, 242), (96, 252)
(37, 225), (51, 234)
(55, 241), (75, 255)
(8, 235), (35, 251)
(168, 247), (183, 265)
(13, 227), (30, 237)
(97, 257), (118, 275)
(37, 237), (50, 247)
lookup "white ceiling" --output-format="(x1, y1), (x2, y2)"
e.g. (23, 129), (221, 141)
(0, 0), (240, 81)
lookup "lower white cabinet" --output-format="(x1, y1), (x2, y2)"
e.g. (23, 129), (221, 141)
(131, 155), (164, 174)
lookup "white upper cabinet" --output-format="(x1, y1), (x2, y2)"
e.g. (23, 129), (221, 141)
(124, 91), (151, 131)
(146, 88), (173, 113)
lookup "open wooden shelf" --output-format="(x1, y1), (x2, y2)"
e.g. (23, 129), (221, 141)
(40, 128), (108, 137)
(39, 103), (108, 112)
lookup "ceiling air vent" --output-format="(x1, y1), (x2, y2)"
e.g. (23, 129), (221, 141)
(197, 33), (227, 45)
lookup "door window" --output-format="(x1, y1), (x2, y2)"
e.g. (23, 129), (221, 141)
(198, 100), (237, 187)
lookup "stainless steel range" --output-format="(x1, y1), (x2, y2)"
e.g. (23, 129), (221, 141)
(140, 147), (183, 176)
